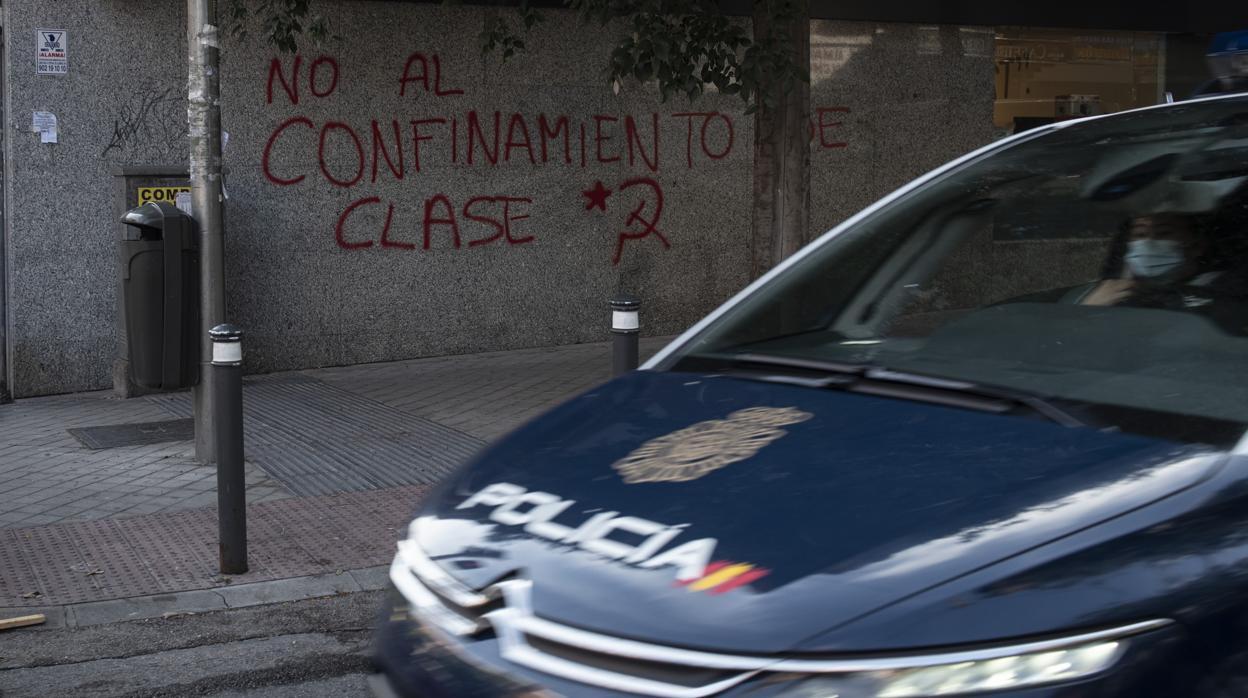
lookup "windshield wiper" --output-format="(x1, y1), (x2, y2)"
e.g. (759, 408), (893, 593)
(724, 353), (870, 381)
(858, 367), (1085, 427)
(687, 353), (1085, 428)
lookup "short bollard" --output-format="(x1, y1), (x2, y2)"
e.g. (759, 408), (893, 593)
(610, 294), (641, 376)
(210, 324), (248, 575)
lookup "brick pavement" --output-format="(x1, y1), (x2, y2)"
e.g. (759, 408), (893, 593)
(0, 486), (424, 608)
(0, 337), (673, 607)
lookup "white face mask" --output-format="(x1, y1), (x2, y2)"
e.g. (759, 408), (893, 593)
(1125, 239), (1185, 279)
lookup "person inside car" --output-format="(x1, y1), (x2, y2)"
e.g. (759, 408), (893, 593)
(1077, 212), (1215, 306)
(1068, 209), (1248, 334)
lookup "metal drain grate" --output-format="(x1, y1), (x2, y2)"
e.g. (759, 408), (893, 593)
(67, 418), (195, 450)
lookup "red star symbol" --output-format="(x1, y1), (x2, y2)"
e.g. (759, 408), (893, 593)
(582, 180), (612, 212)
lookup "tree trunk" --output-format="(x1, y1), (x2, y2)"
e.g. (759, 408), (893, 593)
(750, 0), (810, 279)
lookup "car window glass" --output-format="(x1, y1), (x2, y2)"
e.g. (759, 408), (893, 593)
(669, 97), (1248, 446)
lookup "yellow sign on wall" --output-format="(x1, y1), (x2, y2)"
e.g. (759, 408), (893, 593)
(137, 186), (191, 205)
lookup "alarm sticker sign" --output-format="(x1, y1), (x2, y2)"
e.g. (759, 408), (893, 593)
(37, 29), (67, 75)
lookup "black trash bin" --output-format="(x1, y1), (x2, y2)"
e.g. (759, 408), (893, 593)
(120, 202), (199, 390)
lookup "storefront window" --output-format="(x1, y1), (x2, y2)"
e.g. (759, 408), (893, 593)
(994, 28), (1165, 133)
(989, 28), (1221, 241)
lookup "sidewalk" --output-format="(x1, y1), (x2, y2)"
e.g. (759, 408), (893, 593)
(0, 337), (671, 618)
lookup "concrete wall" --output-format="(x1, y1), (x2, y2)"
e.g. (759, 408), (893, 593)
(221, 3), (756, 375)
(809, 21), (997, 227)
(3, 1), (996, 397)
(5, 2), (188, 396)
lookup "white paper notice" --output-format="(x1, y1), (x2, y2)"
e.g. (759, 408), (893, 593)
(32, 111), (57, 143)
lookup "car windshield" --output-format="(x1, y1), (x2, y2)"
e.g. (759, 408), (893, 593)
(665, 96), (1248, 448)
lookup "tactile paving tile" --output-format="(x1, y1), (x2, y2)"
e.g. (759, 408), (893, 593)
(149, 378), (481, 496)
(262, 486), (424, 570)
(10, 525), (101, 605)
(328, 491), (411, 565)
(340, 486), (426, 533)
(312, 336), (673, 441)
(261, 498), (354, 569)
(113, 511), (219, 591)
(347, 487), (424, 561)
(57, 519), (165, 599)
(244, 442), (363, 496)
(0, 529), (49, 606)
(243, 372), (321, 385)
(241, 505), (324, 580)
(0, 485), (433, 607)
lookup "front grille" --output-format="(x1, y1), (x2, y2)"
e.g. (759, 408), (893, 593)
(389, 539), (1170, 697)
(389, 550), (762, 697)
(524, 634), (738, 689)
(422, 573), (504, 629)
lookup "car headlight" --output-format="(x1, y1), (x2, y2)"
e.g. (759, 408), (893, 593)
(779, 621), (1170, 698)
(875, 640), (1123, 696)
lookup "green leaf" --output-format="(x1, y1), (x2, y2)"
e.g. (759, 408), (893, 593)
(240, 0), (806, 112)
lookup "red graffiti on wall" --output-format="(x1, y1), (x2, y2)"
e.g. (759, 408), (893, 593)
(614, 178), (670, 265)
(261, 54), (852, 258)
(260, 111), (668, 187)
(334, 193), (535, 251)
(398, 52), (464, 97)
(582, 180), (611, 212)
(671, 112), (734, 168)
(465, 196), (535, 247)
(810, 107), (850, 148)
(581, 178), (669, 265)
(266, 55), (341, 104)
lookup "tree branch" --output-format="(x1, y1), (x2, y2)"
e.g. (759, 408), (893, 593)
(226, 0), (806, 110)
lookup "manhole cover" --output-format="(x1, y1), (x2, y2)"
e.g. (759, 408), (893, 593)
(68, 418), (195, 450)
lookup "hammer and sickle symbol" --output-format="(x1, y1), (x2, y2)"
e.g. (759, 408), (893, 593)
(613, 177), (671, 265)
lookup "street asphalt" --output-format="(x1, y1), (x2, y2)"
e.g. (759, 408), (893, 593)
(0, 591), (384, 696)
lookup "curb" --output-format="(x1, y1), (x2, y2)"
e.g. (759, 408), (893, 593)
(0, 564), (391, 630)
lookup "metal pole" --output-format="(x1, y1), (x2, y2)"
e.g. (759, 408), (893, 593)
(0, 14), (11, 405)
(610, 294), (640, 376)
(188, 0), (225, 463)
(210, 323), (247, 574)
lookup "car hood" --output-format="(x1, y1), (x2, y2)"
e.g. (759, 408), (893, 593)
(409, 370), (1218, 653)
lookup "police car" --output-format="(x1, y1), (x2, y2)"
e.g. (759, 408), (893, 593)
(372, 94), (1248, 697)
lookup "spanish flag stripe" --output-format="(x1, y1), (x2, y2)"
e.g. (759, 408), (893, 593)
(687, 564), (754, 592)
(708, 567), (769, 595)
(676, 560), (730, 586)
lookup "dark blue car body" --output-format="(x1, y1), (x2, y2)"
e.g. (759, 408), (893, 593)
(373, 369), (1248, 697)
